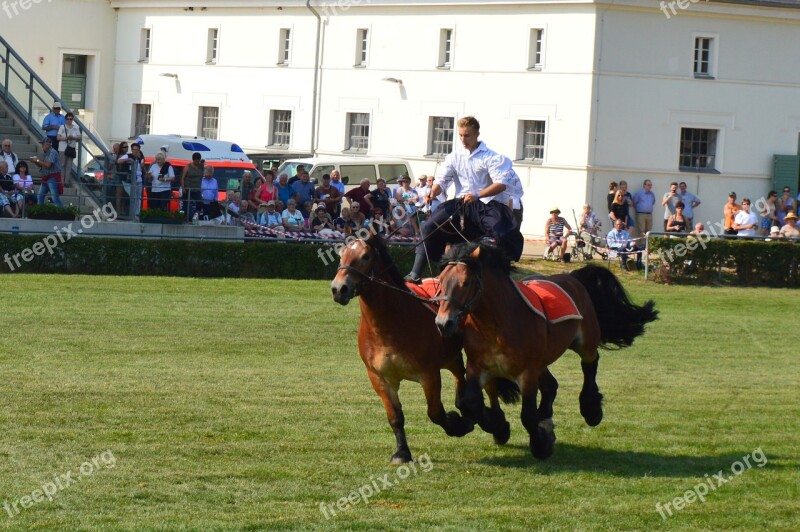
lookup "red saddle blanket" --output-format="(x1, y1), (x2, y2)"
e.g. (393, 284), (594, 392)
(406, 278), (441, 314)
(513, 279), (583, 323)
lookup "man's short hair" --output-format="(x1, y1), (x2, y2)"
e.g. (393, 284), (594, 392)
(192, 152), (202, 161)
(457, 116), (480, 131)
(670, 181), (678, 187)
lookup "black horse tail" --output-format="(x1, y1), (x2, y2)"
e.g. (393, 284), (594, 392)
(570, 265), (659, 349)
(495, 377), (521, 404)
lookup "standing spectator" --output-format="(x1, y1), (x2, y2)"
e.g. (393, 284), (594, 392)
(247, 177), (264, 212)
(315, 173), (342, 215)
(344, 178), (373, 211)
(200, 165), (220, 218)
(330, 169), (346, 195)
(288, 165), (305, 185)
(240, 171), (254, 213)
(606, 181), (618, 217)
(609, 190), (629, 227)
(291, 170), (316, 216)
(146, 152), (174, 211)
(497, 170), (524, 225)
(282, 199), (305, 231)
(275, 173), (293, 206)
(733, 198), (758, 237)
(661, 182), (680, 231)
(41, 101), (65, 147)
(544, 207), (571, 261)
(56, 112), (81, 186)
(33, 138), (62, 207)
(181, 152), (204, 221)
(415, 175), (429, 212)
(12, 161), (35, 210)
(394, 175), (418, 215)
(1, 139), (19, 173)
(777, 187), (795, 227)
(665, 201), (688, 233)
(760, 190), (779, 236)
(128, 142), (145, 218)
(619, 180), (635, 232)
(723, 192), (741, 235)
(632, 179), (655, 236)
(427, 174), (446, 212)
(678, 182), (701, 228)
(365, 178), (391, 219)
(779, 212), (799, 238)
(259, 171), (279, 204)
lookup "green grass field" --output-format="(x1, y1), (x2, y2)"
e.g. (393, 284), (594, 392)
(0, 271), (798, 530)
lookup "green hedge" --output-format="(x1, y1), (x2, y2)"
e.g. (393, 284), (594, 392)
(0, 235), (417, 279)
(650, 236), (800, 287)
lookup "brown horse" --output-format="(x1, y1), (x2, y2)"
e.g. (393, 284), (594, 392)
(331, 234), (521, 463)
(434, 242), (658, 460)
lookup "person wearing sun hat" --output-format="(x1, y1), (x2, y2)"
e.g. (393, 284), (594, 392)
(41, 101), (65, 147)
(544, 206), (572, 261)
(779, 211), (799, 238)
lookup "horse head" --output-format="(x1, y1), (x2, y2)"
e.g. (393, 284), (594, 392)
(331, 237), (377, 305)
(434, 243), (484, 337)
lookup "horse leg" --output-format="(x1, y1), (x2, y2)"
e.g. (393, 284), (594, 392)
(570, 337), (604, 427)
(366, 370), (412, 464)
(461, 372), (498, 435)
(520, 371), (556, 460)
(421, 373), (474, 437)
(537, 368), (559, 423)
(483, 379), (511, 445)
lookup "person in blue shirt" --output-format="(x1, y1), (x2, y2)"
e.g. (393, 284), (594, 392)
(291, 171), (316, 217)
(607, 219), (641, 271)
(41, 101), (65, 147)
(632, 179), (656, 237)
(200, 165), (220, 218)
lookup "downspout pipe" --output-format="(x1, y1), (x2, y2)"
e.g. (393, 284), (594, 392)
(306, 0), (322, 157)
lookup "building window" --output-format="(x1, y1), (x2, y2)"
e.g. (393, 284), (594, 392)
(679, 128), (717, 171)
(270, 110), (292, 147)
(355, 28), (369, 66)
(132, 104), (151, 137)
(207, 28), (219, 64)
(279, 28), (291, 65)
(528, 28), (544, 70)
(429, 116), (454, 156)
(694, 37), (713, 78)
(346, 112), (370, 152)
(438, 29), (453, 68)
(520, 120), (546, 162)
(140, 29), (151, 63)
(198, 106), (219, 139)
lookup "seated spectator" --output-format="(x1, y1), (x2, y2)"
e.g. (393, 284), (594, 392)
(690, 222), (706, 235)
(311, 205), (336, 237)
(769, 225), (781, 239)
(369, 208), (389, 235)
(237, 200), (255, 225)
(665, 201), (689, 233)
(258, 200), (284, 230)
(282, 199), (305, 231)
(732, 198), (758, 237)
(12, 160), (35, 213)
(607, 218), (642, 271)
(392, 205), (419, 237)
(365, 178), (391, 217)
(0, 160), (19, 218)
(334, 207), (358, 235)
(544, 207), (571, 261)
(302, 200), (314, 221)
(274, 199), (285, 214)
(579, 204), (601, 236)
(350, 201), (366, 227)
(779, 212), (799, 238)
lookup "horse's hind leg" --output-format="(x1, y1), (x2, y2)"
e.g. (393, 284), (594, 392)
(571, 336), (604, 427)
(422, 373), (474, 437)
(537, 368), (559, 422)
(366, 370), (412, 464)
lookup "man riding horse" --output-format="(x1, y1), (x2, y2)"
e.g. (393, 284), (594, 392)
(404, 116), (524, 283)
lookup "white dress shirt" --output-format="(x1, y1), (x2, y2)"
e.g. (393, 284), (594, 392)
(435, 141), (512, 204)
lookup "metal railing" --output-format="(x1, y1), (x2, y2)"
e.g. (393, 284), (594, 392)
(0, 34), (111, 215)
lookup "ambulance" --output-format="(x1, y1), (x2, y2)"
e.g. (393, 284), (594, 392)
(133, 134), (262, 209)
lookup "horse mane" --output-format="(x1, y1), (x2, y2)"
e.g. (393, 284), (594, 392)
(440, 241), (513, 274)
(366, 231), (410, 291)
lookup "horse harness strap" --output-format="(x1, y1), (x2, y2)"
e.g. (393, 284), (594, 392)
(336, 264), (440, 306)
(428, 260), (483, 313)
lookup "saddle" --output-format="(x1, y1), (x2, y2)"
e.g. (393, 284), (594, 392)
(405, 278), (440, 314)
(513, 279), (582, 323)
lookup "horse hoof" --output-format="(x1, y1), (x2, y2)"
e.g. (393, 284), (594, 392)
(391, 451), (412, 464)
(531, 426), (556, 460)
(580, 392), (604, 427)
(493, 420), (511, 445)
(446, 411), (475, 437)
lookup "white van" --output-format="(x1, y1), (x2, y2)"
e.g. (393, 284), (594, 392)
(276, 157), (413, 189)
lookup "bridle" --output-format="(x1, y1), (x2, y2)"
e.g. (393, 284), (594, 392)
(429, 260), (483, 315)
(336, 256), (436, 305)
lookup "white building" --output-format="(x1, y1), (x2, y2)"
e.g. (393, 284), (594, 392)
(4, 0), (800, 236)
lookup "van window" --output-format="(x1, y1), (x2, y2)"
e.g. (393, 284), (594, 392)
(341, 164), (377, 185)
(378, 164), (410, 184)
(277, 161), (302, 177)
(310, 165), (335, 181)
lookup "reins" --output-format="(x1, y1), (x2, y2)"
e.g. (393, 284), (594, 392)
(429, 260), (484, 313)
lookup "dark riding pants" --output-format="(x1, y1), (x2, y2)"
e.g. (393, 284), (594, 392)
(416, 199), (524, 263)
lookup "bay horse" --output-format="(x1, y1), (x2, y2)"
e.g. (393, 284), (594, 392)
(330, 234), (520, 463)
(434, 242), (658, 460)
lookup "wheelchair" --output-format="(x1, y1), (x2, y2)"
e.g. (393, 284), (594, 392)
(570, 231), (608, 262)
